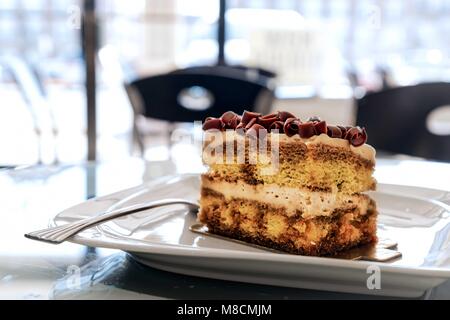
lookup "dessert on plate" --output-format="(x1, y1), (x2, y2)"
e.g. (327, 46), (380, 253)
(199, 110), (377, 256)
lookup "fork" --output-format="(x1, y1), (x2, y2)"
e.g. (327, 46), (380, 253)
(25, 198), (199, 244)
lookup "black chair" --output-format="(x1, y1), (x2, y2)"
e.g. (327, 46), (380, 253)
(356, 82), (450, 161)
(170, 65), (276, 87)
(126, 70), (274, 154)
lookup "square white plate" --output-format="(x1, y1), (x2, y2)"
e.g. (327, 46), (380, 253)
(53, 174), (450, 298)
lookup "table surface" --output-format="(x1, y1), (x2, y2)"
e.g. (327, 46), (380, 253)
(1, 156), (449, 300)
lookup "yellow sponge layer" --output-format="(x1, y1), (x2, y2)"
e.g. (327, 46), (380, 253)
(209, 158), (375, 194)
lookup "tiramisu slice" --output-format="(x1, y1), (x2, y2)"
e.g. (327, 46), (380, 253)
(199, 111), (377, 256)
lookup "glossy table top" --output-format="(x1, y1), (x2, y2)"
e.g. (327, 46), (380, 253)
(1, 157), (449, 299)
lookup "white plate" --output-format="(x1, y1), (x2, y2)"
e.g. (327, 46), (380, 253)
(53, 174), (450, 298)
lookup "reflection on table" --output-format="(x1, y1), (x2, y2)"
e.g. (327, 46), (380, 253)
(0, 157), (448, 299)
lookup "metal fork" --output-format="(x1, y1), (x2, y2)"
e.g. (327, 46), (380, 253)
(25, 198), (199, 244)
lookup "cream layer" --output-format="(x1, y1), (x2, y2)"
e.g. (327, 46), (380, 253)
(201, 177), (371, 219)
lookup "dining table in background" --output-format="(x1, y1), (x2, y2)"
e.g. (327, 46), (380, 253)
(0, 156), (449, 299)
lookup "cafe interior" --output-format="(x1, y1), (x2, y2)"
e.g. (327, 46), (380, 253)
(0, 0), (449, 300)
(1, 0), (449, 168)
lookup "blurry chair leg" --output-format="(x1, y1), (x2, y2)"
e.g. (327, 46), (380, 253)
(34, 128), (42, 165)
(167, 122), (174, 160)
(132, 117), (145, 157)
(254, 89), (275, 114)
(50, 105), (59, 164)
(52, 127), (59, 165)
(125, 85), (145, 157)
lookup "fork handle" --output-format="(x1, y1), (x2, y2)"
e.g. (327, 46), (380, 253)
(76, 198), (198, 226)
(25, 198), (199, 244)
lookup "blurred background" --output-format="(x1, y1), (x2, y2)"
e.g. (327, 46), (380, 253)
(1, 0), (449, 167)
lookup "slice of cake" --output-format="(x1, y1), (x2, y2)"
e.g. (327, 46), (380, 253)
(199, 110), (377, 256)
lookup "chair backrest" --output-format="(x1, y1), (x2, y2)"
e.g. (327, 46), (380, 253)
(170, 65), (276, 87)
(356, 82), (450, 161)
(127, 71), (274, 122)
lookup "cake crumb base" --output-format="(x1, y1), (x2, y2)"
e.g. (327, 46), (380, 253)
(199, 189), (377, 256)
